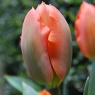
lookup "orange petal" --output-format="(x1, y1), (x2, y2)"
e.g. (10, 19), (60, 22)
(21, 8), (53, 86)
(36, 4), (72, 81)
(39, 90), (51, 95)
(48, 5), (72, 82)
(36, 2), (50, 27)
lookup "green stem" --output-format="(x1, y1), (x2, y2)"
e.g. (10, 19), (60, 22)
(88, 62), (95, 95)
(60, 82), (63, 95)
(50, 87), (61, 95)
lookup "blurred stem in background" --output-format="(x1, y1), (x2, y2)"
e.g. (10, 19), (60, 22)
(60, 80), (68, 95)
(60, 82), (64, 95)
(0, 61), (5, 95)
(88, 60), (95, 95)
(50, 87), (61, 95)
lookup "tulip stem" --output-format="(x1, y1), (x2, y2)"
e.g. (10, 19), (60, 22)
(88, 60), (95, 95)
(60, 82), (63, 95)
(50, 87), (61, 95)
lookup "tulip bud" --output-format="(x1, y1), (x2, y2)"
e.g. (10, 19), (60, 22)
(21, 2), (72, 88)
(75, 1), (95, 59)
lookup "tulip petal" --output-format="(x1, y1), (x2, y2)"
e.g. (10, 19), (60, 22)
(21, 8), (53, 86)
(48, 5), (72, 82)
(36, 3), (72, 82)
(36, 2), (50, 27)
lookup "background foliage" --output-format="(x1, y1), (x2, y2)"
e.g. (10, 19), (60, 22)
(0, 0), (94, 95)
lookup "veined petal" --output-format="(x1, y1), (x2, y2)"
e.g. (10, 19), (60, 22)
(36, 2), (50, 26)
(21, 8), (53, 86)
(36, 3), (72, 82)
(48, 5), (72, 81)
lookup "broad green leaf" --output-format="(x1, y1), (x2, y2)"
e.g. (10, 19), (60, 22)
(5, 75), (42, 93)
(23, 82), (39, 95)
(83, 77), (89, 95)
(88, 62), (95, 95)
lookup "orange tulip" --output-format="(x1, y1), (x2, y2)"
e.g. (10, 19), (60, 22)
(75, 1), (95, 59)
(21, 2), (72, 88)
(39, 90), (51, 95)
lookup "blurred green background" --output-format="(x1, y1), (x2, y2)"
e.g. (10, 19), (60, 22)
(0, 0), (94, 95)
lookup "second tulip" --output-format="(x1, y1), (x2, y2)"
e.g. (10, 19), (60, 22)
(75, 1), (95, 59)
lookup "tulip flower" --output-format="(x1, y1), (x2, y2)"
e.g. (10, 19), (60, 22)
(21, 2), (72, 88)
(75, 1), (95, 59)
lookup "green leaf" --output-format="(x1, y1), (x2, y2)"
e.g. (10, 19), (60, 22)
(83, 77), (89, 95)
(23, 82), (39, 95)
(5, 75), (42, 93)
(88, 62), (95, 95)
